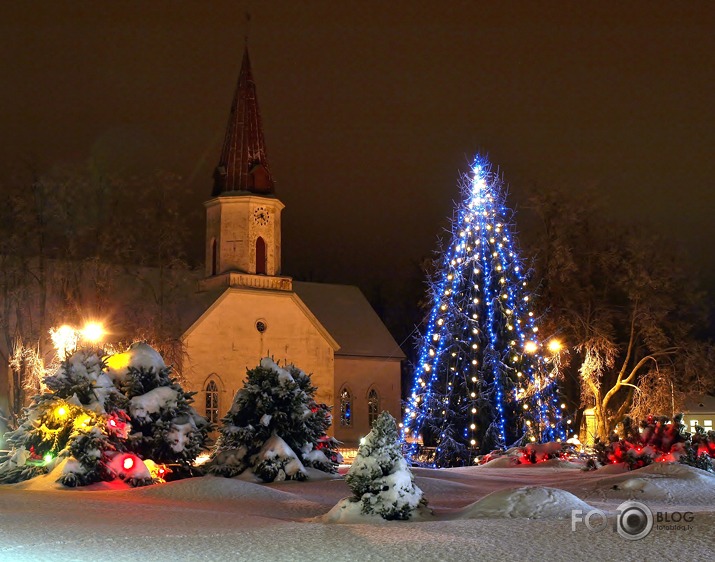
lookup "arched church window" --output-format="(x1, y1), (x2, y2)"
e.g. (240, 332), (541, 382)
(340, 387), (353, 427)
(255, 236), (266, 275)
(368, 388), (380, 426)
(211, 238), (218, 276)
(205, 380), (219, 424)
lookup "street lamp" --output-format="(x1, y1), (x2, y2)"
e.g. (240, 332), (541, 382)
(547, 339), (563, 354)
(81, 322), (105, 344)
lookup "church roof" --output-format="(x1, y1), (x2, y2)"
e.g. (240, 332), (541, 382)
(213, 47), (274, 196)
(177, 280), (404, 362)
(293, 282), (405, 360)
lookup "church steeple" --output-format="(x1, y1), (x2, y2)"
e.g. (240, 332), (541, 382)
(201, 47), (290, 293)
(213, 47), (274, 196)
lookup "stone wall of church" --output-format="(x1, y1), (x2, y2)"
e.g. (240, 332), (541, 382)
(182, 288), (336, 428)
(333, 355), (402, 447)
(205, 196), (283, 277)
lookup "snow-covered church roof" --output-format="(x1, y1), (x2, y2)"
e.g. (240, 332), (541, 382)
(176, 280), (404, 361)
(293, 282), (404, 360)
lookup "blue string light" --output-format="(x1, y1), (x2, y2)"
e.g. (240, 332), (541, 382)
(402, 155), (568, 466)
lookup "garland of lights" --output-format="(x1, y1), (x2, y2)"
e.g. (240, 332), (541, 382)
(402, 156), (569, 466)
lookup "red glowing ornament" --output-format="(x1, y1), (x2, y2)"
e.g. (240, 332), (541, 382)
(123, 456), (135, 470)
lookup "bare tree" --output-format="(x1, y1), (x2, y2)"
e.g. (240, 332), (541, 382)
(527, 185), (712, 441)
(0, 165), (196, 416)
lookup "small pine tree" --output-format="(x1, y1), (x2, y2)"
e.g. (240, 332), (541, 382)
(208, 358), (338, 482)
(0, 343), (209, 487)
(345, 411), (427, 520)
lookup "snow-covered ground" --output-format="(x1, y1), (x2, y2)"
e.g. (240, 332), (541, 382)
(1, 462), (714, 561)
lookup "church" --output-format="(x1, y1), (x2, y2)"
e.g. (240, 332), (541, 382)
(176, 49), (404, 448)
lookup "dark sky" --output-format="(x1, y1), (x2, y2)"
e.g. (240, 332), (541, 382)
(2, 2), (714, 306)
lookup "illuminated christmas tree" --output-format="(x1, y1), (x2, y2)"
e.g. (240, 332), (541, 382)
(402, 156), (566, 466)
(0, 343), (209, 486)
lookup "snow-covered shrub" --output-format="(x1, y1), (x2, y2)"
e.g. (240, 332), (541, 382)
(344, 411), (427, 520)
(593, 414), (715, 472)
(475, 441), (578, 466)
(0, 343), (209, 487)
(208, 358), (339, 482)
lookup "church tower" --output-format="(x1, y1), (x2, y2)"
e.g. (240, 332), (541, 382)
(200, 48), (291, 292)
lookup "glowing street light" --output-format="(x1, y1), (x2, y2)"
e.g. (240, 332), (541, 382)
(81, 322), (105, 344)
(547, 339), (563, 354)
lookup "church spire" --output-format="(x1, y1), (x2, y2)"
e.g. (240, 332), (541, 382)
(213, 47), (274, 196)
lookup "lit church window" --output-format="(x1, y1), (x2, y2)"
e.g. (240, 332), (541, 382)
(368, 388), (380, 426)
(205, 380), (219, 424)
(340, 387), (353, 427)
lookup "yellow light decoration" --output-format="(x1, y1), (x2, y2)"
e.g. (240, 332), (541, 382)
(524, 341), (538, 354)
(105, 352), (131, 371)
(50, 325), (79, 359)
(56, 406), (68, 417)
(73, 413), (91, 429)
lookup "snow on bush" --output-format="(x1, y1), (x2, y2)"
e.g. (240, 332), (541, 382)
(0, 343), (209, 487)
(208, 358), (339, 482)
(594, 414), (715, 472)
(457, 486), (596, 519)
(475, 441), (581, 467)
(337, 411), (428, 521)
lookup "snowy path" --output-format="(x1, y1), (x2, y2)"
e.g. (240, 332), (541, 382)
(1, 463), (713, 561)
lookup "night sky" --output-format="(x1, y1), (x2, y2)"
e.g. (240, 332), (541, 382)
(2, 2), (714, 332)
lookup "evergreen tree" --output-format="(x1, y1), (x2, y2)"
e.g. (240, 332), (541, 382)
(208, 358), (339, 482)
(0, 343), (209, 486)
(402, 156), (566, 466)
(345, 411), (427, 520)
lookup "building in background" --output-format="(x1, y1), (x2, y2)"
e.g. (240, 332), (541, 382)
(178, 49), (403, 447)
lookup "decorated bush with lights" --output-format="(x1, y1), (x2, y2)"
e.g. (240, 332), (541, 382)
(208, 358), (339, 482)
(0, 342), (209, 487)
(594, 414), (715, 472)
(343, 411), (427, 520)
(402, 156), (567, 467)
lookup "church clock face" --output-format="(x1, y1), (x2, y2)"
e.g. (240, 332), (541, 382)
(253, 206), (271, 226)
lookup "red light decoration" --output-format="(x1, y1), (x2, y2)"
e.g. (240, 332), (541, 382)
(109, 419), (117, 427)
(123, 456), (135, 470)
